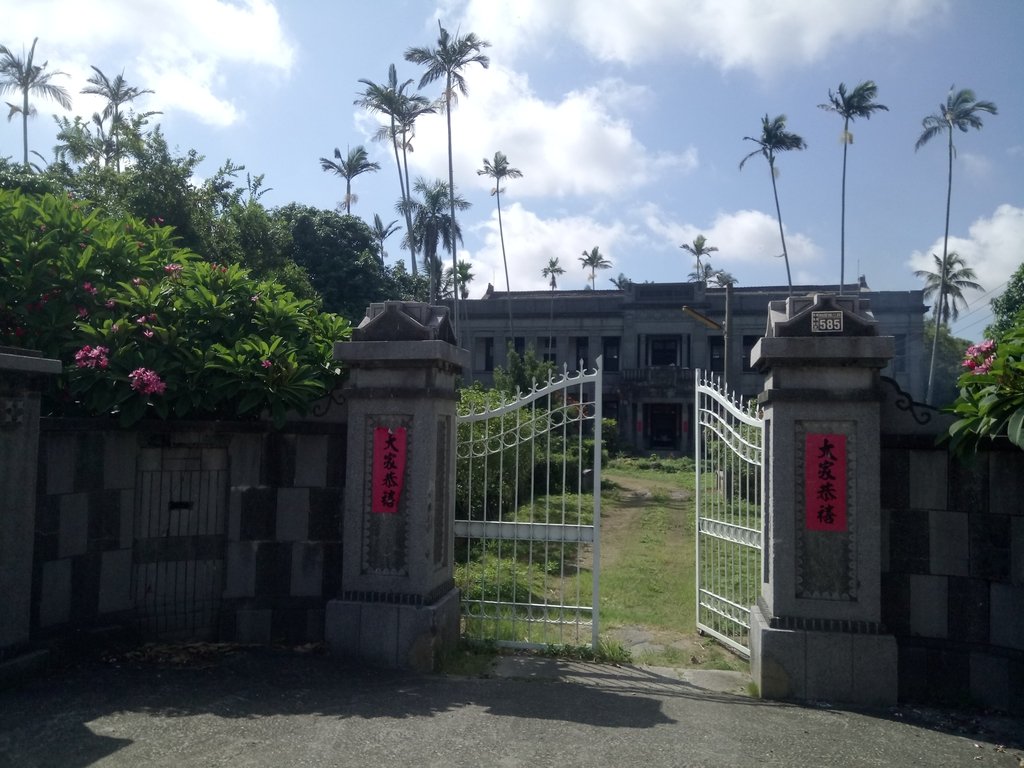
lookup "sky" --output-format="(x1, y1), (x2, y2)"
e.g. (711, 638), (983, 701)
(2, 0), (1022, 341)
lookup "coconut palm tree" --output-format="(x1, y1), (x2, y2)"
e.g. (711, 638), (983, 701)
(405, 23), (490, 337)
(579, 246), (612, 288)
(688, 262), (719, 285)
(680, 234), (718, 280)
(818, 81), (888, 293)
(319, 145), (380, 214)
(371, 213), (400, 266)
(81, 66), (154, 171)
(404, 177), (470, 304)
(740, 114), (807, 295)
(915, 86), (997, 403)
(0, 38), (72, 168)
(609, 273), (632, 290)
(710, 270), (738, 288)
(445, 259), (475, 300)
(914, 251), (983, 326)
(356, 65), (430, 275)
(477, 151), (523, 332)
(542, 257), (564, 290)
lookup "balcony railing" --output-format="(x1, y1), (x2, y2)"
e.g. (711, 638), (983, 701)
(619, 367), (693, 387)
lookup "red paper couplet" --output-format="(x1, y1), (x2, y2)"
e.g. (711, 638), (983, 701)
(804, 433), (847, 531)
(372, 427), (407, 514)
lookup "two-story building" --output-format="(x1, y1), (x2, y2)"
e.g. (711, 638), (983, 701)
(457, 280), (927, 454)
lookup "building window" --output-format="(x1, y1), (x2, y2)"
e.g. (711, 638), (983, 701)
(649, 336), (679, 367)
(482, 337), (494, 372)
(572, 336), (589, 367)
(603, 398), (619, 422)
(540, 335), (556, 363)
(602, 336), (620, 372)
(708, 336), (724, 373)
(506, 336), (525, 358)
(742, 335), (761, 372)
(892, 334), (907, 374)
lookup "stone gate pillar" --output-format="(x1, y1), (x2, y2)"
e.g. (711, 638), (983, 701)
(749, 294), (898, 706)
(325, 302), (468, 671)
(0, 348), (61, 659)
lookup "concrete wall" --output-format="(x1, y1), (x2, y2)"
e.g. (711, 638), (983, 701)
(31, 413), (347, 648)
(879, 378), (1024, 713)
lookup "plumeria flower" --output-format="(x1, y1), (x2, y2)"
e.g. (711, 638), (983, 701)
(163, 263), (183, 277)
(77, 307), (89, 318)
(82, 282), (98, 295)
(128, 368), (166, 396)
(143, 330), (155, 339)
(261, 360), (273, 369)
(74, 345), (109, 370)
(105, 300), (116, 309)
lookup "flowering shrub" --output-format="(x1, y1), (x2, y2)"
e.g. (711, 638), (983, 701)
(949, 317), (1024, 452)
(1, 189), (351, 426)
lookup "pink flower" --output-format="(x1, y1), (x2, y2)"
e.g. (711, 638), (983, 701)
(250, 294), (260, 303)
(82, 282), (98, 295)
(105, 300), (116, 309)
(143, 329), (154, 339)
(131, 277), (142, 286)
(962, 339), (997, 376)
(128, 368), (166, 396)
(75, 345), (109, 370)
(136, 315), (148, 325)
(261, 360), (272, 369)
(77, 307), (89, 318)
(163, 263), (183, 277)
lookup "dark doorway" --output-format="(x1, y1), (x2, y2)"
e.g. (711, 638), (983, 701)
(647, 403), (680, 450)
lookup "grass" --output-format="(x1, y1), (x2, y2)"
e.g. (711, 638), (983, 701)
(453, 453), (750, 673)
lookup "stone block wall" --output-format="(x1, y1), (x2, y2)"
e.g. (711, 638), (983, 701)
(881, 437), (1024, 713)
(32, 416), (346, 648)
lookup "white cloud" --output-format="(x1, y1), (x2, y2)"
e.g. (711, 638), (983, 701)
(461, 0), (946, 74)
(387, 64), (698, 202)
(462, 202), (633, 294)
(4, 0), (294, 127)
(907, 204), (1024, 313)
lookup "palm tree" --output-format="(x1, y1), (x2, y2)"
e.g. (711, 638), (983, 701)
(688, 262), (718, 285)
(740, 114), (807, 295)
(405, 22), (490, 335)
(680, 234), (718, 279)
(818, 81), (888, 293)
(914, 251), (983, 326)
(542, 257), (564, 290)
(579, 246), (612, 288)
(371, 213), (400, 265)
(0, 38), (72, 168)
(404, 177), (470, 304)
(710, 270), (738, 288)
(356, 65), (431, 275)
(915, 86), (997, 403)
(81, 66), (154, 171)
(609, 273), (632, 290)
(446, 259), (475, 299)
(319, 145), (380, 214)
(477, 150), (523, 331)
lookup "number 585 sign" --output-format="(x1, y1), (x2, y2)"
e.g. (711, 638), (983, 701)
(811, 310), (844, 333)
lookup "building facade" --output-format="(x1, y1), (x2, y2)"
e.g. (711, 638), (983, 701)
(459, 281), (927, 454)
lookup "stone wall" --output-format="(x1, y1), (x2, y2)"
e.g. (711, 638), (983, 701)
(879, 378), (1024, 713)
(32, 414), (346, 648)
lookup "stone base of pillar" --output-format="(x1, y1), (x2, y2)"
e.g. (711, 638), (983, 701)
(750, 602), (897, 708)
(325, 587), (461, 673)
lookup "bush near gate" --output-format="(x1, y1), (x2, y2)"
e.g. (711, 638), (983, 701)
(0, 189), (350, 425)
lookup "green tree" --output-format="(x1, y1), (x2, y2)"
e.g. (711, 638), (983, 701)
(740, 114), (807, 294)
(477, 150), (522, 332)
(680, 234), (718, 280)
(609, 273), (632, 289)
(579, 246), (612, 288)
(405, 22), (490, 336)
(318, 145), (379, 214)
(355, 64), (432, 275)
(914, 251), (983, 326)
(404, 177), (470, 304)
(915, 85), (997, 403)
(988, 261), (1024, 338)
(0, 38), (72, 168)
(921, 320), (972, 407)
(819, 81), (888, 292)
(542, 256), (564, 290)
(688, 262), (718, 285)
(444, 259), (475, 300)
(81, 66), (155, 171)
(370, 213), (400, 265)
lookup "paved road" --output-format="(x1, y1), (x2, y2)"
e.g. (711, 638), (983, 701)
(1, 648), (1021, 768)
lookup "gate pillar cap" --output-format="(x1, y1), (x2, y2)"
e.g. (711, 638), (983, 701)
(765, 293), (878, 338)
(352, 302), (455, 345)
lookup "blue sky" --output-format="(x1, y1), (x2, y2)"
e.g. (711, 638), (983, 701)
(3, 0), (1022, 340)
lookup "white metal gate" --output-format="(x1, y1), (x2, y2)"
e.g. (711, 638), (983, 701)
(455, 358), (602, 650)
(694, 372), (764, 657)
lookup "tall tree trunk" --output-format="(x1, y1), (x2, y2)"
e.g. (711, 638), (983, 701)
(391, 118), (417, 277)
(444, 75), (459, 341)
(496, 186), (513, 333)
(839, 116), (849, 295)
(398, 129), (418, 275)
(21, 89), (29, 168)
(770, 160), (793, 295)
(926, 127), (954, 404)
